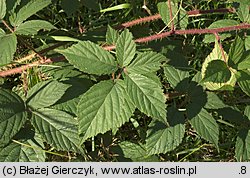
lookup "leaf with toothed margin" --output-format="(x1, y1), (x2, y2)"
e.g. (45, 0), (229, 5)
(31, 108), (83, 153)
(15, 20), (56, 35)
(146, 106), (185, 155)
(188, 108), (219, 148)
(78, 80), (135, 143)
(11, 0), (52, 26)
(58, 41), (118, 75)
(202, 60), (231, 83)
(127, 51), (165, 74)
(26, 80), (70, 109)
(0, 134), (46, 162)
(201, 42), (237, 90)
(125, 73), (166, 123)
(0, 89), (27, 147)
(106, 25), (119, 45)
(116, 29), (136, 67)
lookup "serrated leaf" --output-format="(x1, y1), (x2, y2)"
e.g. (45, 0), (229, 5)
(238, 51), (250, 70)
(205, 92), (227, 109)
(127, 52), (165, 74)
(157, 2), (188, 29)
(59, 41), (117, 75)
(26, 80), (70, 109)
(188, 108), (219, 148)
(201, 42), (237, 90)
(0, 33), (17, 65)
(0, 139), (45, 162)
(61, 0), (80, 16)
(125, 74), (166, 123)
(228, 36), (245, 67)
(12, 0), (51, 26)
(116, 29), (136, 67)
(164, 64), (189, 89)
(0, 89), (27, 147)
(78, 80), (135, 142)
(203, 20), (239, 43)
(31, 108), (82, 152)
(52, 77), (92, 116)
(146, 106), (185, 155)
(117, 141), (159, 162)
(106, 25), (119, 45)
(202, 60), (231, 83)
(15, 20), (56, 35)
(235, 129), (250, 161)
(0, 0), (6, 19)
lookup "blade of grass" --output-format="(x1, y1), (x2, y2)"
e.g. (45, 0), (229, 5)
(100, 3), (131, 13)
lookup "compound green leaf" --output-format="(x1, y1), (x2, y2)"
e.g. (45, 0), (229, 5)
(78, 80), (135, 142)
(127, 52), (165, 74)
(228, 36), (245, 67)
(12, 0), (51, 26)
(164, 64), (189, 89)
(202, 60), (231, 83)
(117, 141), (159, 162)
(0, 89), (27, 147)
(31, 108), (82, 153)
(235, 129), (250, 161)
(59, 41), (117, 75)
(15, 20), (56, 35)
(116, 29), (136, 67)
(203, 20), (239, 43)
(205, 92), (227, 109)
(146, 107), (185, 155)
(106, 25), (119, 45)
(0, 33), (17, 65)
(188, 108), (219, 148)
(0, 135), (45, 162)
(0, 0), (6, 19)
(125, 74), (166, 123)
(201, 42), (237, 90)
(26, 80), (70, 109)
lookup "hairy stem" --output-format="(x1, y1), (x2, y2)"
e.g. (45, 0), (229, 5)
(117, 7), (242, 29)
(1, 23), (250, 77)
